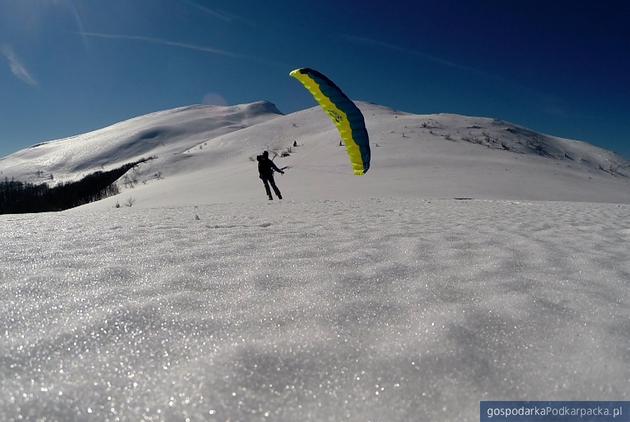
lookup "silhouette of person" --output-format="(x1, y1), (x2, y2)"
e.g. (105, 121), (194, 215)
(257, 151), (284, 200)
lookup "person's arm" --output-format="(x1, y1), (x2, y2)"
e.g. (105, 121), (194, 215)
(270, 161), (284, 174)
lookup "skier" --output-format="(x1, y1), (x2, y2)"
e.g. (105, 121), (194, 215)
(256, 151), (284, 200)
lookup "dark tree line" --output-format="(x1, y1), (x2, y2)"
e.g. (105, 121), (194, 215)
(0, 158), (152, 215)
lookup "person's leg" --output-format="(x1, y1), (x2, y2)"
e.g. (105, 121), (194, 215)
(269, 175), (282, 199)
(262, 178), (273, 199)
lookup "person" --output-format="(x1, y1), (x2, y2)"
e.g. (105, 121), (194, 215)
(256, 151), (284, 200)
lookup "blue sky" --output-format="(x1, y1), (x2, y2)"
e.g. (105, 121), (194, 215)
(1, 0), (629, 159)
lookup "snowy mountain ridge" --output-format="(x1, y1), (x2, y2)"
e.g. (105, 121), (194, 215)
(0, 100), (283, 184)
(392, 111), (629, 177)
(1, 100), (629, 206)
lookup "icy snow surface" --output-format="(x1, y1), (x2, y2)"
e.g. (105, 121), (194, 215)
(2, 198), (630, 421)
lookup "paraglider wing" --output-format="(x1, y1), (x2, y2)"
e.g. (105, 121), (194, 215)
(289, 68), (370, 175)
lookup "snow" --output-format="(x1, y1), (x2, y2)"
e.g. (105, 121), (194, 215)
(1, 199), (630, 421)
(1, 101), (629, 206)
(88, 101), (629, 207)
(1, 101), (630, 420)
(0, 101), (282, 184)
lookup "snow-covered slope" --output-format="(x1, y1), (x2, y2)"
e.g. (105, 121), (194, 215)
(93, 102), (630, 207)
(1, 100), (629, 206)
(0, 101), (282, 184)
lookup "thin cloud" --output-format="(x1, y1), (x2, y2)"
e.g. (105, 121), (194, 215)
(79, 32), (283, 66)
(181, 0), (257, 27)
(1, 44), (37, 86)
(80, 32), (241, 58)
(181, 0), (232, 22)
(345, 34), (576, 120)
(345, 35), (488, 76)
(66, 1), (89, 49)
(202, 92), (228, 106)
(347, 35), (577, 116)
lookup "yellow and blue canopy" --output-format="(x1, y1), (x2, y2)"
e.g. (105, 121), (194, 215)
(290, 68), (371, 175)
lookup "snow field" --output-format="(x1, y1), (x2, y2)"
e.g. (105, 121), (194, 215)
(1, 198), (629, 421)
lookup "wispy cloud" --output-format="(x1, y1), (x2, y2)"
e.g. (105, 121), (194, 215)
(202, 92), (228, 106)
(79, 32), (283, 66)
(346, 35), (578, 118)
(1, 44), (37, 86)
(66, 1), (89, 49)
(81, 32), (241, 58)
(345, 35), (488, 77)
(180, 0), (257, 27)
(181, 0), (233, 23)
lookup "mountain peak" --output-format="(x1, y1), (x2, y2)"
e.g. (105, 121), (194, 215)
(241, 100), (283, 116)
